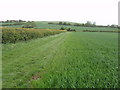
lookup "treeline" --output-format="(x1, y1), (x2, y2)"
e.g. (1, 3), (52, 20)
(48, 21), (96, 27)
(2, 22), (25, 26)
(0, 20), (26, 23)
(2, 27), (66, 44)
(74, 21), (96, 27)
(82, 30), (119, 33)
(48, 22), (72, 26)
(60, 27), (76, 32)
(1, 20), (37, 28)
(48, 21), (118, 28)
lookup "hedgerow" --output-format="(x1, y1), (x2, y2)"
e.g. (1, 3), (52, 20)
(2, 27), (66, 44)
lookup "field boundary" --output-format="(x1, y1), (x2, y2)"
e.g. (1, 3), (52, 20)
(77, 30), (120, 33)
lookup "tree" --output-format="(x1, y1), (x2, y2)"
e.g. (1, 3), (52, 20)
(74, 23), (80, 26)
(93, 22), (96, 26)
(22, 22), (36, 28)
(85, 21), (92, 26)
(111, 24), (117, 28)
(59, 22), (63, 25)
(63, 22), (65, 25)
(60, 27), (65, 30)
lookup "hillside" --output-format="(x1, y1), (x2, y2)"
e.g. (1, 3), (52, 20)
(1, 21), (119, 31)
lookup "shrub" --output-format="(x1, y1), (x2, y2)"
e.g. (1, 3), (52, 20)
(2, 27), (66, 44)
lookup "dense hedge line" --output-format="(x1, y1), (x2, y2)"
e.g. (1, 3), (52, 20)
(2, 27), (66, 44)
(82, 30), (119, 32)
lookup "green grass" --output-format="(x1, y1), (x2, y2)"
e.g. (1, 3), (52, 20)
(2, 32), (118, 88)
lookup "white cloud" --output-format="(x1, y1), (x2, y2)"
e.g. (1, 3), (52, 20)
(0, 0), (119, 25)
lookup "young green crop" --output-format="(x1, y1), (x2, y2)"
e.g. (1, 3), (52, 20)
(2, 32), (118, 88)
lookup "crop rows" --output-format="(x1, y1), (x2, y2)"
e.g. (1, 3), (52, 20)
(28, 32), (118, 88)
(2, 32), (118, 88)
(2, 27), (66, 44)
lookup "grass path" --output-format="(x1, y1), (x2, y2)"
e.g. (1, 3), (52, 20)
(2, 32), (68, 87)
(2, 32), (118, 88)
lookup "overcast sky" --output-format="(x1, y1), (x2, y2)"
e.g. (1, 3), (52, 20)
(0, 0), (119, 25)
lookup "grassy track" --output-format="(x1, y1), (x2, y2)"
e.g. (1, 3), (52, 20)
(2, 32), (118, 88)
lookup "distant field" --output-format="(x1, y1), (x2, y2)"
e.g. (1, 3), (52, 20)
(2, 32), (118, 88)
(35, 21), (119, 31)
(1, 21), (119, 31)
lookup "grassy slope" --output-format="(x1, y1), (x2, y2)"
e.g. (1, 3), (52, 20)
(2, 32), (118, 88)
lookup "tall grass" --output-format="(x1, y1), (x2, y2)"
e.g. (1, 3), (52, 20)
(2, 27), (66, 44)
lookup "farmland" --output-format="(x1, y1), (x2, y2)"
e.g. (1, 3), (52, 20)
(2, 31), (118, 88)
(1, 20), (119, 88)
(1, 21), (119, 32)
